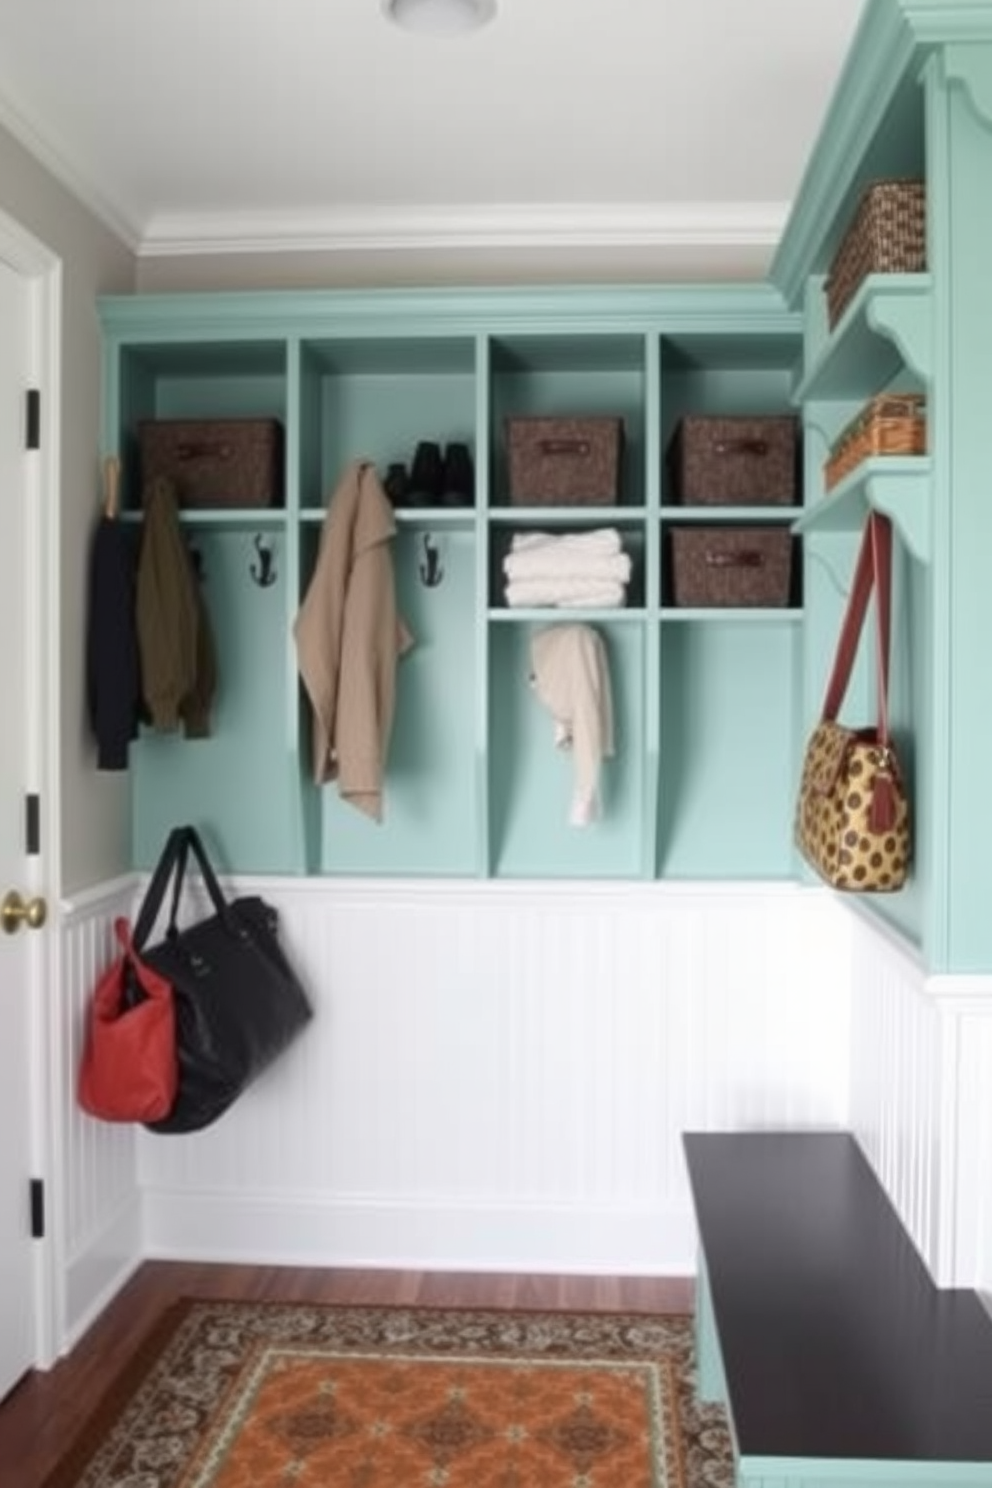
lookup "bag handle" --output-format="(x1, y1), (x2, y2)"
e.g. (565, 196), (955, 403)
(166, 826), (230, 930)
(820, 512), (899, 833)
(132, 825), (231, 950)
(821, 511), (893, 746)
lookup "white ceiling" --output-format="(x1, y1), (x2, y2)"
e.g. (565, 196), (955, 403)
(0, 0), (866, 274)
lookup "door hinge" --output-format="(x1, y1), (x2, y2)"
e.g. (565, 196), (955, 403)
(25, 793), (40, 856)
(25, 389), (40, 451)
(30, 1178), (45, 1240)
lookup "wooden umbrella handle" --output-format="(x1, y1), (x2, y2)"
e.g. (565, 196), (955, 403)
(103, 455), (121, 519)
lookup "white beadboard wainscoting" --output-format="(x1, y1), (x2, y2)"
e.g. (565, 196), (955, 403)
(57, 878), (143, 1350)
(136, 880), (851, 1273)
(54, 875), (992, 1359)
(848, 907), (992, 1297)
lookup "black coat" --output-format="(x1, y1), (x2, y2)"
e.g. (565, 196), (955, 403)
(86, 515), (141, 770)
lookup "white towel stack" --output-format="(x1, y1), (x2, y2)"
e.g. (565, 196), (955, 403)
(502, 527), (632, 608)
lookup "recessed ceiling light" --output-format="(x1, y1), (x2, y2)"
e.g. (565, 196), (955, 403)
(382, 0), (497, 38)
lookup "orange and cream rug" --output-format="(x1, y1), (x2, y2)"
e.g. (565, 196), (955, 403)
(44, 1300), (733, 1487)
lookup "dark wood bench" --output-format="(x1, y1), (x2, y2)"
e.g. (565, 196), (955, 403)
(682, 1131), (992, 1487)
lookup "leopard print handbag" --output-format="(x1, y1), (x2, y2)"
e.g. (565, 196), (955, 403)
(795, 513), (910, 891)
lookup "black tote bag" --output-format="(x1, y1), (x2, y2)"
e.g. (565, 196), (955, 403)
(130, 825), (313, 1133)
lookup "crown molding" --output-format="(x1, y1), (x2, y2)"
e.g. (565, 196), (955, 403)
(0, 78), (787, 264)
(0, 88), (140, 251)
(137, 201), (788, 259)
(0, 74), (787, 264)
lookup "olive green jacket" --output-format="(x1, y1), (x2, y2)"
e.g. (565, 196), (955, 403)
(136, 477), (217, 737)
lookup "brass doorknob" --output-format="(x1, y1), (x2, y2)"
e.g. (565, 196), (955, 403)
(1, 890), (47, 934)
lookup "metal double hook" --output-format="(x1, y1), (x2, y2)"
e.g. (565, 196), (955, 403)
(419, 533), (443, 588)
(186, 533), (278, 588)
(250, 533), (277, 588)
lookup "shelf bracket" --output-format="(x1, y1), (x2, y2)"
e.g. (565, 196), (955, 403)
(864, 470), (930, 564)
(801, 411), (834, 451)
(944, 44), (992, 135)
(865, 292), (932, 384)
(792, 460), (931, 565)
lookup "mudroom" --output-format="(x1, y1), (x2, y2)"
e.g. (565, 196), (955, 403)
(0, 5), (991, 1484)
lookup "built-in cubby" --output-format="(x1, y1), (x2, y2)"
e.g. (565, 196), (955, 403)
(298, 336), (478, 514)
(310, 517), (481, 878)
(487, 515), (648, 615)
(100, 287), (806, 882)
(488, 332), (647, 510)
(656, 618), (802, 880)
(111, 339), (289, 511)
(129, 519), (300, 875)
(487, 618), (647, 879)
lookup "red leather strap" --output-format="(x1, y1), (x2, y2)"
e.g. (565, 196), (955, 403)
(821, 512), (893, 745)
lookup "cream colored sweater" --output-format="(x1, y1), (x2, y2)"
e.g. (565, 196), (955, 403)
(530, 624), (614, 826)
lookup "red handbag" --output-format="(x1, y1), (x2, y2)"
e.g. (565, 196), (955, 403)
(77, 917), (178, 1123)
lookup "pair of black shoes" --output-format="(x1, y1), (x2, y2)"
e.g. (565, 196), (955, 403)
(384, 441), (475, 509)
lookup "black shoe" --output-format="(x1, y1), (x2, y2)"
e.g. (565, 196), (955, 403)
(442, 442), (475, 507)
(408, 441), (443, 507)
(383, 462), (410, 508)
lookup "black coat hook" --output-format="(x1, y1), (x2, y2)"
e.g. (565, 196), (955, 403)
(187, 543), (205, 583)
(419, 533), (443, 588)
(250, 534), (277, 587)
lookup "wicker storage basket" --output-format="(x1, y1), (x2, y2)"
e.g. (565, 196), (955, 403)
(824, 394), (927, 491)
(826, 180), (926, 329)
(667, 414), (798, 506)
(506, 416), (623, 505)
(139, 418), (284, 508)
(670, 527), (792, 608)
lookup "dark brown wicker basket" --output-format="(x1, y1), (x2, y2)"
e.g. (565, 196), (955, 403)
(826, 180), (926, 329)
(667, 415), (798, 505)
(825, 393), (927, 491)
(506, 416), (623, 505)
(139, 418), (284, 508)
(671, 527), (792, 608)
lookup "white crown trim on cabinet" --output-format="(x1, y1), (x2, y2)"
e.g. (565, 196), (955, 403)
(137, 201), (789, 258)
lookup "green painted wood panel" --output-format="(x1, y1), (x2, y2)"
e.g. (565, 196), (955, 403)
(739, 1465), (992, 1487)
(932, 46), (992, 970)
(658, 620), (801, 879)
(694, 1253), (730, 1409)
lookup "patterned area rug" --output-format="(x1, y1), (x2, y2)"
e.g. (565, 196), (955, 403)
(44, 1301), (733, 1487)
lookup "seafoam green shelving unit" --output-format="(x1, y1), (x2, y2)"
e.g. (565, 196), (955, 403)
(99, 285), (805, 885)
(772, 0), (992, 973)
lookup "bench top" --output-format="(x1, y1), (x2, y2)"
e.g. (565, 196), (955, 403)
(683, 1130), (992, 1464)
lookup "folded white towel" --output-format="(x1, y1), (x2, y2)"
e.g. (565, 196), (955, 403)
(505, 578), (627, 608)
(503, 548), (632, 584)
(510, 527), (623, 556)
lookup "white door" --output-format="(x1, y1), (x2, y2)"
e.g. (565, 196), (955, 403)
(0, 243), (49, 1399)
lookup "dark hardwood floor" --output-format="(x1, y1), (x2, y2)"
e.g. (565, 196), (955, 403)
(0, 1263), (693, 1486)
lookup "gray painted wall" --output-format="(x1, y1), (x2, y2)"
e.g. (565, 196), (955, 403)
(0, 122), (135, 894)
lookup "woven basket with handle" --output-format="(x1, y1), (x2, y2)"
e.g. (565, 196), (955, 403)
(825, 180), (926, 329)
(824, 394), (926, 491)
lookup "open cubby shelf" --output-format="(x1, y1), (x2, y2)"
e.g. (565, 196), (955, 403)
(102, 287), (811, 881)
